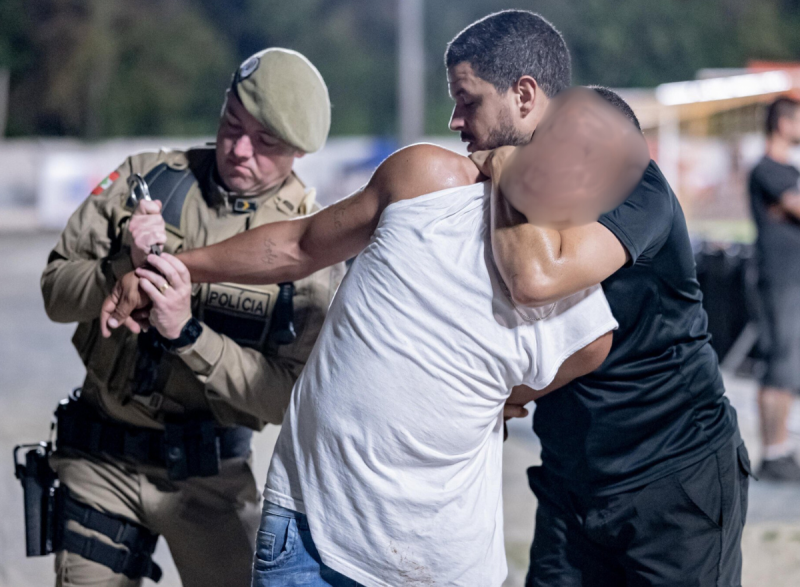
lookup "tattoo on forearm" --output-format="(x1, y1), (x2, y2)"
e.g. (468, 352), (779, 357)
(262, 238), (278, 266)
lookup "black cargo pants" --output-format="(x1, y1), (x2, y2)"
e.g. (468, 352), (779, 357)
(526, 436), (752, 587)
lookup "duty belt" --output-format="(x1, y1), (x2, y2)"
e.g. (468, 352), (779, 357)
(55, 396), (252, 481)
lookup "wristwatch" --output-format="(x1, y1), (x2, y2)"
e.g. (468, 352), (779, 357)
(160, 317), (203, 350)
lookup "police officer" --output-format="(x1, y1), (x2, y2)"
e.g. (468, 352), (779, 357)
(40, 48), (344, 587)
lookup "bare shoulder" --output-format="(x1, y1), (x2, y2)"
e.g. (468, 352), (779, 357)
(371, 143), (482, 204)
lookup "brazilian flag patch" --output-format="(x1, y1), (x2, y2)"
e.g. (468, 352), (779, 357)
(91, 171), (121, 195)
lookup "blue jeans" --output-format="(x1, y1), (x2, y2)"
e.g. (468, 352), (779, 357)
(251, 501), (362, 587)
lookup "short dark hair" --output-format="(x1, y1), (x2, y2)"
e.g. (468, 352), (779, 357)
(445, 10), (571, 97)
(588, 86), (642, 132)
(766, 96), (800, 135)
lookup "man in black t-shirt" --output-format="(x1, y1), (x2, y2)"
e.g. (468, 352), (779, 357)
(447, 12), (746, 586)
(749, 96), (800, 482)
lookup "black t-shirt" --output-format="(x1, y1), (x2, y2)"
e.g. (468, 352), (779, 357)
(749, 156), (800, 285)
(533, 161), (737, 495)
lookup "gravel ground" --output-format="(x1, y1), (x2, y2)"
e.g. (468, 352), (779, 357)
(1, 232), (799, 587)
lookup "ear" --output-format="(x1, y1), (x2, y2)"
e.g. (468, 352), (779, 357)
(515, 76), (540, 117)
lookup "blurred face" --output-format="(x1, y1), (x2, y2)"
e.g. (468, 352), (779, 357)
(500, 89), (649, 229)
(216, 92), (304, 196)
(447, 62), (531, 152)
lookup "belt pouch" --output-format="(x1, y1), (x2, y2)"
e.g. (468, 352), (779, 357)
(164, 419), (220, 480)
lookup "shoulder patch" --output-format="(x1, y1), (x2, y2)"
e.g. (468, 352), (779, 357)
(91, 171), (121, 196)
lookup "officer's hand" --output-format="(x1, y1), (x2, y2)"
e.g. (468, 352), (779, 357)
(100, 272), (152, 337)
(135, 253), (193, 340)
(127, 200), (166, 268)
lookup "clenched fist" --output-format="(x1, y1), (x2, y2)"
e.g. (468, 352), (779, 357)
(125, 200), (166, 267)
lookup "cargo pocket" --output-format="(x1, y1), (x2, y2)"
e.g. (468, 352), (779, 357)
(675, 453), (723, 529)
(736, 443), (753, 527)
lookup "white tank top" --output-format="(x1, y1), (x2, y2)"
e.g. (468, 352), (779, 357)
(265, 181), (617, 587)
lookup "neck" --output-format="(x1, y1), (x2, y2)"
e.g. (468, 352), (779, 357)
(766, 135), (792, 164)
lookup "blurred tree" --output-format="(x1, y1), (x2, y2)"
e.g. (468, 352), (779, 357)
(2, 0), (799, 138)
(195, 0), (398, 135)
(0, 0), (35, 136)
(425, 0), (800, 132)
(7, 0), (233, 137)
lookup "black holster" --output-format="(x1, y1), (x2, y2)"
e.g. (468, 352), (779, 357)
(269, 282), (297, 345)
(13, 442), (60, 556)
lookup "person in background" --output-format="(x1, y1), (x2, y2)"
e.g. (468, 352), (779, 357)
(749, 96), (800, 482)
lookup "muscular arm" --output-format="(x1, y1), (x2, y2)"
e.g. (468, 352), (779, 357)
(484, 89), (649, 307)
(178, 143), (480, 285)
(491, 196), (629, 307)
(179, 185), (378, 285)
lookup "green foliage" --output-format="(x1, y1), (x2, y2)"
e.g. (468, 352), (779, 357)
(6, 0), (233, 137)
(2, 0), (799, 138)
(0, 0), (33, 73)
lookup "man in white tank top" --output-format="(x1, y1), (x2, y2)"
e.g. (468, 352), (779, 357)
(102, 88), (648, 586)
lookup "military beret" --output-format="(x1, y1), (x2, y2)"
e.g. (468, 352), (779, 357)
(232, 48), (331, 153)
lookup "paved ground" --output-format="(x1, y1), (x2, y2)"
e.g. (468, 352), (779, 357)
(1, 233), (799, 586)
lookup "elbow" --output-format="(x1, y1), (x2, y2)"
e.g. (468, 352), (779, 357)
(41, 291), (74, 323)
(40, 263), (76, 323)
(507, 275), (560, 308)
(40, 278), (66, 323)
(43, 301), (72, 323)
(43, 301), (61, 323)
(41, 275), (84, 324)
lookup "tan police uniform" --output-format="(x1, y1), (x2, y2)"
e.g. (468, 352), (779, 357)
(39, 49), (344, 587)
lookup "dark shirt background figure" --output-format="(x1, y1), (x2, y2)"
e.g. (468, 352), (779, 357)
(748, 96), (800, 482)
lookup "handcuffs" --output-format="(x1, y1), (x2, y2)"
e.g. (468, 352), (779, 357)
(128, 173), (163, 257)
